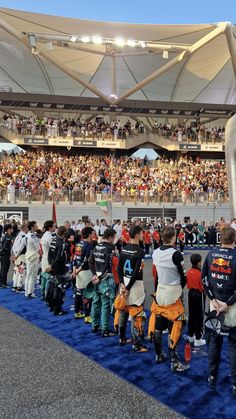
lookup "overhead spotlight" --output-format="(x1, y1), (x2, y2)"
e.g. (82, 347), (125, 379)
(31, 46), (39, 55)
(70, 35), (77, 42)
(28, 34), (36, 47)
(115, 37), (125, 47)
(81, 36), (90, 43)
(162, 50), (169, 59)
(92, 35), (103, 44)
(46, 42), (53, 50)
(127, 39), (136, 47)
(110, 93), (117, 99)
(139, 41), (146, 48)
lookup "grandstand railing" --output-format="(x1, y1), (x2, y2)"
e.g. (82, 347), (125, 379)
(0, 189), (229, 205)
(0, 120), (225, 144)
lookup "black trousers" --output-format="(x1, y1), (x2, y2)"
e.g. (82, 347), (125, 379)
(0, 258), (10, 286)
(207, 326), (236, 385)
(46, 276), (65, 313)
(185, 233), (193, 246)
(188, 289), (204, 339)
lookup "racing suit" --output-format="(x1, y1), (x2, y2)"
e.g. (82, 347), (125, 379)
(117, 244), (146, 349)
(47, 235), (67, 314)
(25, 231), (40, 297)
(73, 240), (93, 317)
(150, 245), (187, 368)
(0, 233), (12, 287)
(89, 241), (115, 333)
(202, 246), (236, 386)
(40, 231), (54, 299)
(12, 231), (27, 291)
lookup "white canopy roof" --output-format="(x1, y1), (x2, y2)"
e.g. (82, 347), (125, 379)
(0, 8), (235, 105)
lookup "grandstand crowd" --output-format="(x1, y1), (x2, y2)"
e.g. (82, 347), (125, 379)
(152, 122), (225, 143)
(0, 151), (228, 203)
(1, 113), (225, 143)
(1, 114), (144, 139)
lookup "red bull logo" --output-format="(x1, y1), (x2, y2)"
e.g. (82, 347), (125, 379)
(212, 258), (230, 267)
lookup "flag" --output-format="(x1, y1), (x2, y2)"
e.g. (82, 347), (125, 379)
(52, 201), (57, 224)
(96, 200), (108, 213)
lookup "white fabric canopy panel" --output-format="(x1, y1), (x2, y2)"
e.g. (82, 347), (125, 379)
(0, 8), (235, 105)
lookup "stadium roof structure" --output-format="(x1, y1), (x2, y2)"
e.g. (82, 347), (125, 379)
(0, 8), (236, 105)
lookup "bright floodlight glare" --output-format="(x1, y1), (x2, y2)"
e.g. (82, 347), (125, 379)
(110, 93), (117, 99)
(127, 39), (136, 47)
(115, 37), (125, 46)
(162, 50), (169, 59)
(81, 36), (90, 43)
(92, 35), (103, 44)
(139, 41), (146, 48)
(70, 35), (77, 42)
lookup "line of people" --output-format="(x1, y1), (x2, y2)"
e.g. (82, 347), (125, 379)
(0, 220), (235, 397)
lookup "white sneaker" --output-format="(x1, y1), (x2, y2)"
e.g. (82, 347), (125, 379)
(194, 338), (206, 347)
(188, 335), (195, 343)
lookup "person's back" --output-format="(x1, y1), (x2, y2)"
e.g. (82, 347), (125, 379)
(202, 226), (236, 396)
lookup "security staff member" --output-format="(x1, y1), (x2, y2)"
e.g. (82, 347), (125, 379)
(0, 223), (13, 288)
(89, 228), (116, 336)
(25, 221), (41, 298)
(202, 226), (236, 397)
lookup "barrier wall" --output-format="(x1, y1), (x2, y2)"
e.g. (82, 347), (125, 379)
(0, 202), (232, 227)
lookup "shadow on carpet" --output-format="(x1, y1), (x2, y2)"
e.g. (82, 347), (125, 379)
(1, 287), (235, 419)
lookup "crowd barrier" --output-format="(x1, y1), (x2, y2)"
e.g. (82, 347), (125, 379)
(1, 189), (229, 205)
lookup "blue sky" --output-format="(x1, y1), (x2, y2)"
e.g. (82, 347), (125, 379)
(0, 0), (235, 24)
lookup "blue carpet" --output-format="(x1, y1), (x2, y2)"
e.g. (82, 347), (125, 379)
(1, 286), (236, 419)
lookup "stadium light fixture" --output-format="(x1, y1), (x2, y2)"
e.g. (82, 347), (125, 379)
(28, 34), (36, 47)
(162, 50), (169, 59)
(92, 35), (103, 44)
(115, 37), (125, 47)
(127, 39), (136, 47)
(81, 36), (90, 43)
(110, 93), (118, 99)
(70, 35), (77, 42)
(139, 41), (146, 48)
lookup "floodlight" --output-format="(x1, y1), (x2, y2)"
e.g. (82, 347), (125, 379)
(92, 35), (103, 44)
(28, 35), (36, 47)
(81, 36), (90, 43)
(70, 35), (77, 42)
(127, 39), (136, 47)
(110, 94), (117, 99)
(139, 41), (146, 48)
(163, 50), (169, 59)
(115, 37), (125, 47)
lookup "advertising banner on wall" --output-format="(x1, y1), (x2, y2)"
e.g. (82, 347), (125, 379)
(128, 208), (176, 224)
(0, 207), (29, 224)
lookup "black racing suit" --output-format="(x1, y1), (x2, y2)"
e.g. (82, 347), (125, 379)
(73, 240), (94, 316)
(47, 236), (67, 314)
(202, 246), (236, 385)
(117, 244), (145, 346)
(0, 233), (12, 286)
